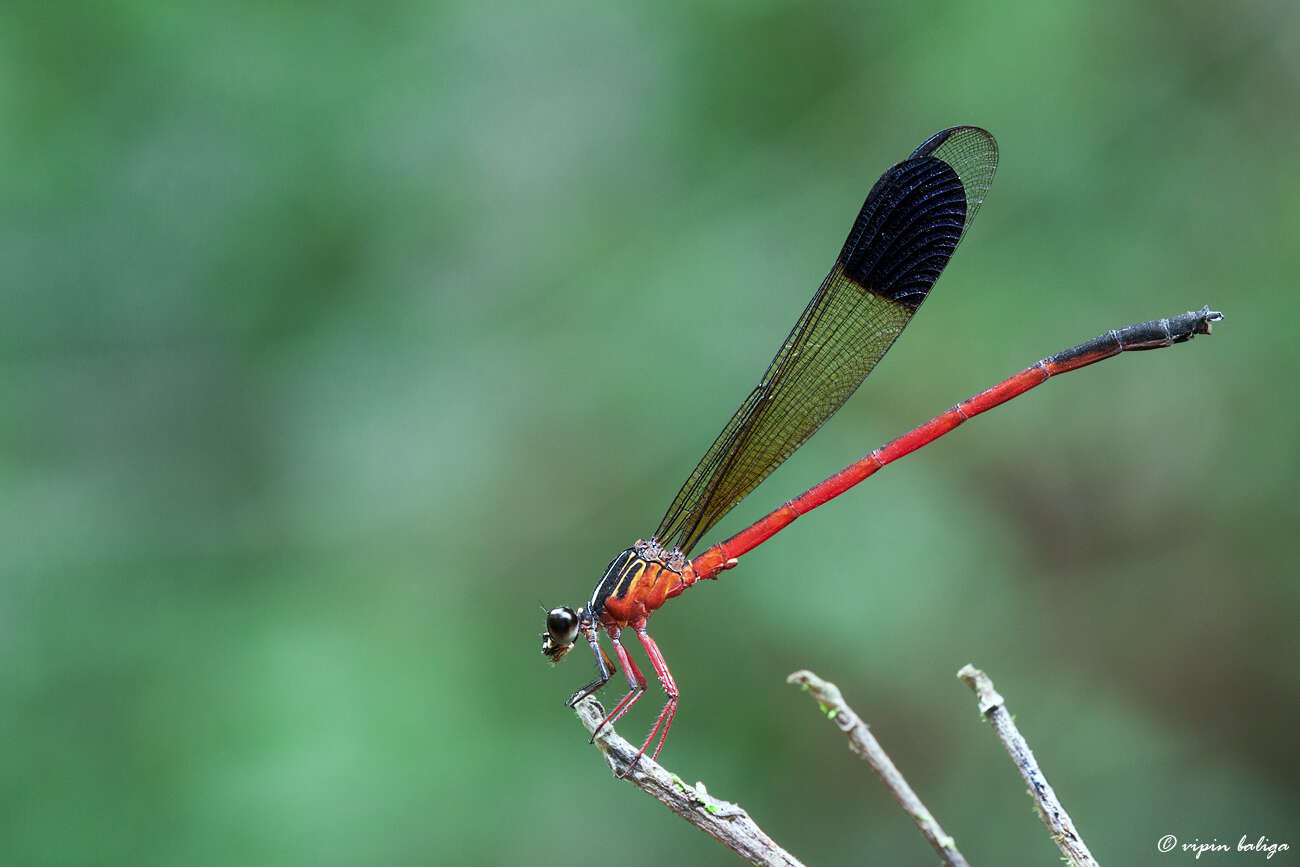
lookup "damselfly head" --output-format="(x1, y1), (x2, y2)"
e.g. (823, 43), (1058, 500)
(541, 606), (580, 664)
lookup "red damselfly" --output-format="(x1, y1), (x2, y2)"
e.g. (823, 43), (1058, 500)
(541, 126), (1220, 772)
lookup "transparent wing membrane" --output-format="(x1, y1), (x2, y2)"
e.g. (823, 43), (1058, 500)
(654, 127), (998, 555)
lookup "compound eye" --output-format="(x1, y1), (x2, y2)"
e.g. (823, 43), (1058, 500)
(546, 607), (579, 645)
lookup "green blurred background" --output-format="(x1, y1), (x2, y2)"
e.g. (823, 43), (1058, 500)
(4, 0), (1297, 864)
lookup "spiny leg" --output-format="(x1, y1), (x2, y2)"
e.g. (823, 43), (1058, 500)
(618, 627), (679, 777)
(564, 630), (615, 708)
(639, 629), (679, 762)
(589, 632), (646, 743)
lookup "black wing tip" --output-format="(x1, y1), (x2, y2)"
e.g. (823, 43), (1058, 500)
(910, 125), (999, 161)
(654, 127), (1000, 552)
(838, 125), (999, 307)
(838, 155), (966, 307)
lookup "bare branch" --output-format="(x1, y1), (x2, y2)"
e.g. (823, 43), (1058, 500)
(957, 664), (1099, 867)
(572, 696), (805, 867)
(787, 670), (971, 867)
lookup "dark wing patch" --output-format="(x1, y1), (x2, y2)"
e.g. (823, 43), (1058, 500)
(655, 127), (998, 556)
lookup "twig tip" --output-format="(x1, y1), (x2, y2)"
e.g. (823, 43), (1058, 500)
(956, 663), (1004, 714)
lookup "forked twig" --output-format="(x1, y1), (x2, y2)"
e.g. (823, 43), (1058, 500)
(957, 664), (1100, 867)
(787, 670), (971, 867)
(572, 696), (805, 867)
(574, 667), (1104, 866)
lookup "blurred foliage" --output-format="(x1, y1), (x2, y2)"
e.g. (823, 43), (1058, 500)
(2, 0), (1298, 864)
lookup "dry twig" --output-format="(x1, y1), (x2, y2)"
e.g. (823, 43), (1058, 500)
(957, 664), (1099, 867)
(572, 666), (1104, 866)
(572, 696), (805, 867)
(787, 669), (970, 867)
